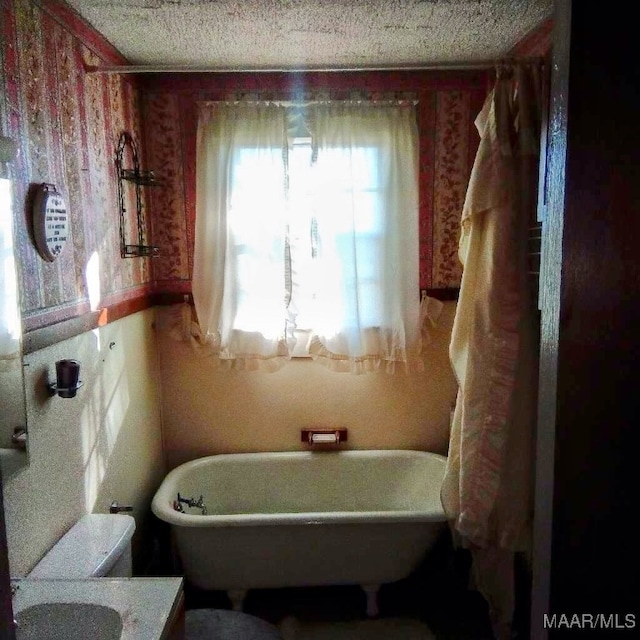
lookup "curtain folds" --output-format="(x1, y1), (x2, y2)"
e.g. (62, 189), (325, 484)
(305, 103), (420, 373)
(192, 101), (422, 373)
(193, 103), (291, 370)
(441, 63), (542, 639)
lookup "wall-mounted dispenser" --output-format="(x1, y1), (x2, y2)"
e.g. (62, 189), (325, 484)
(48, 359), (83, 398)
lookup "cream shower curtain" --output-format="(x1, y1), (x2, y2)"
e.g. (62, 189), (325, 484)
(441, 63), (541, 639)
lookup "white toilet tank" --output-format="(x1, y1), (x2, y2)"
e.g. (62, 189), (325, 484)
(28, 514), (136, 579)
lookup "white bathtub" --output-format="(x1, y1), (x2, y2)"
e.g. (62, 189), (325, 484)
(151, 449), (447, 616)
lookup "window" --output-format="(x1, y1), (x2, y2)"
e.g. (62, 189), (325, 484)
(289, 138), (386, 354)
(193, 102), (421, 373)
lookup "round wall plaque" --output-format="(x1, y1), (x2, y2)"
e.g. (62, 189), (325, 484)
(33, 183), (69, 262)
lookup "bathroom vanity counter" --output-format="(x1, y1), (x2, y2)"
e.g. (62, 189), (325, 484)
(11, 576), (184, 639)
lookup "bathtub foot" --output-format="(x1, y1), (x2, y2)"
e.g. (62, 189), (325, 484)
(227, 589), (247, 612)
(362, 584), (380, 618)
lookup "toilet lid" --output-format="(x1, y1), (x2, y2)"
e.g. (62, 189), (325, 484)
(28, 514), (136, 579)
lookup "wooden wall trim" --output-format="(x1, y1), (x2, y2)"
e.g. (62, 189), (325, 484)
(23, 293), (154, 354)
(424, 288), (459, 302)
(530, 2), (569, 637)
(23, 286), (459, 353)
(508, 17), (553, 58)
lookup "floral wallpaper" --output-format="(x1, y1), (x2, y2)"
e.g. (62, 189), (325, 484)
(432, 90), (475, 288)
(2, 0), (489, 335)
(1, 0), (152, 332)
(141, 71), (488, 295)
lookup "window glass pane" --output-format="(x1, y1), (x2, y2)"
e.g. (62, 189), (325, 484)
(225, 138), (389, 339)
(311, 144), (384, 330)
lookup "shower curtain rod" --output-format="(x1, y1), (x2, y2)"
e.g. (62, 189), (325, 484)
(84, 58), (542, 75)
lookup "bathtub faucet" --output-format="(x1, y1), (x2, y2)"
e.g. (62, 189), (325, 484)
(174, 493), (208, 515)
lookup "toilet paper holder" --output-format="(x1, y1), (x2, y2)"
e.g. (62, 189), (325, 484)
(301, 429), (348, 446)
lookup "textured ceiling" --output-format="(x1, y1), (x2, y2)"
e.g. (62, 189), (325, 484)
(66, 0), (553, 71)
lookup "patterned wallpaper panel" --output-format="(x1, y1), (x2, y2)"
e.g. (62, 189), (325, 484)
(2, 0), (491, 334)
(143, 92), (190, 286)
(432, 90), (473, 288)
(141, 71), (488, 295)
(2, 0), (152, 332)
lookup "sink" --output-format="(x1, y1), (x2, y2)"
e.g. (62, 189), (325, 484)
(15, 602), (123, 640)
(10, 577), (183, 639)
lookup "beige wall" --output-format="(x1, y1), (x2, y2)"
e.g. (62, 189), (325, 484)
(2, 310), (165, 576)
(2, 301), (457, 575)
(159, 302), (458, 470)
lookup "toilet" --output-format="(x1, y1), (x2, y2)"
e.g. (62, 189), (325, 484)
(27, 513), (283, 639)
(28, 514), (136, 578)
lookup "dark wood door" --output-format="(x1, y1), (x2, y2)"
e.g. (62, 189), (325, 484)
(534, 1), (640, 637)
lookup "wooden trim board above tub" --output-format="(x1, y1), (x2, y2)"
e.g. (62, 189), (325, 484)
(23, 294), (155, 354)
(23, 288), (457, 354)
(423, 288), (459, 302)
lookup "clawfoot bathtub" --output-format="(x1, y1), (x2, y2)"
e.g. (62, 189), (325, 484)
(151, 449), (447, 616)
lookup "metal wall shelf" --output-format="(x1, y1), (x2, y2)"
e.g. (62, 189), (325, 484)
(115, 132), (161, 258)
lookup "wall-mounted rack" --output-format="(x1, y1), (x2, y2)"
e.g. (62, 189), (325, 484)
(115, 132), (161, 258)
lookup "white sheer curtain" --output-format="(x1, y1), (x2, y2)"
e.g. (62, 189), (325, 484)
(305, 104), (421, 373)
(193, 103), (291, 370)
(192, 101), (421, 373)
